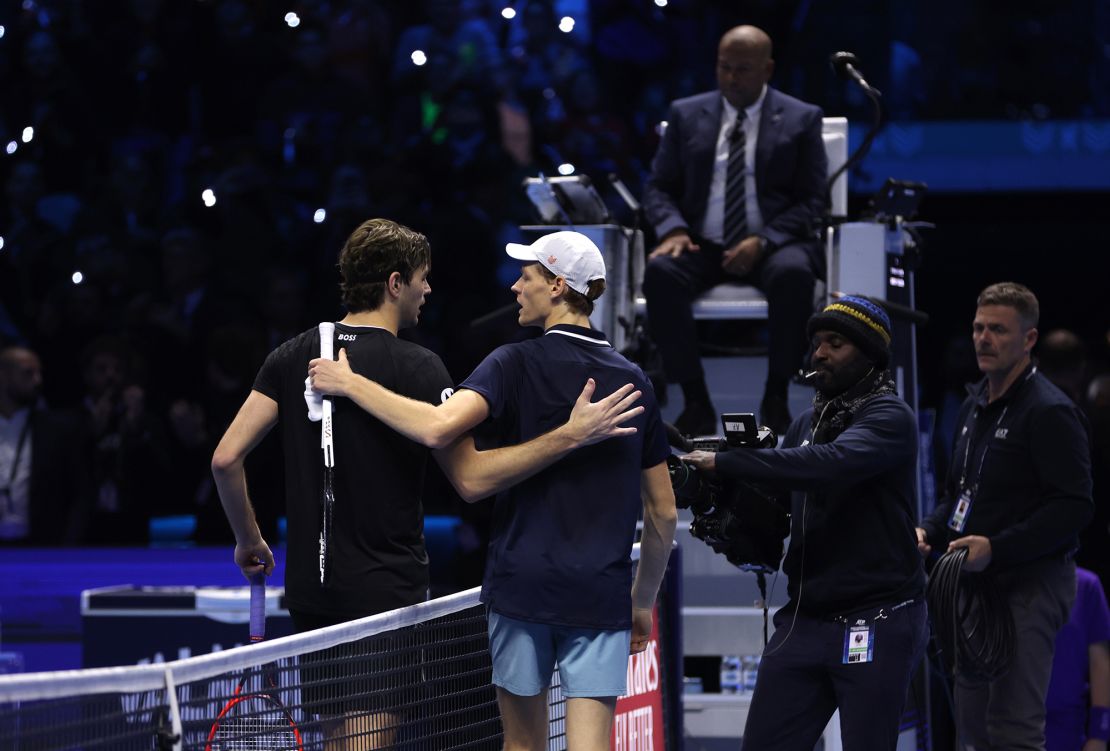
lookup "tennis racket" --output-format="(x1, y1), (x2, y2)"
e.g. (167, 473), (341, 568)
(317, 322), (336, 586)
(206, 574), (304, 750)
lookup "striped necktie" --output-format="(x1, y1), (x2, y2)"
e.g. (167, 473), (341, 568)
(723, 116), (748, 250)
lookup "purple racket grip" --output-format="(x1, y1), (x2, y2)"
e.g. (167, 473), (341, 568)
(249, 572), (266, 642)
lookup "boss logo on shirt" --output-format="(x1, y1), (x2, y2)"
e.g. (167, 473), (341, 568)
(994, 428), (1008, 439)
(338, 333), (357, 341)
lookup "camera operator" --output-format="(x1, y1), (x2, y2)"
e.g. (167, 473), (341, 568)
(682, 295), (926, 750)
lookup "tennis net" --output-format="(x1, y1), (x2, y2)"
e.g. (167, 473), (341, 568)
(0, 588), (503, 750)
(0, 544), (679, 750)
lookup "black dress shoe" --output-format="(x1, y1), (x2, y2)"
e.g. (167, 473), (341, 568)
(675, 400), (718, 437)
(760, 393), (792, 437)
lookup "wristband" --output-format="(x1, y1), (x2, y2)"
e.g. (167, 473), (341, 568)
(1089, 706), (1110, 742)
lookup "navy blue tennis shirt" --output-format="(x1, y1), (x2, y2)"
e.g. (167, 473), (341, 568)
(460, 324), (671, 630)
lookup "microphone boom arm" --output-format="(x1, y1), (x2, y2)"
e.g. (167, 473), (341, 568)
(826, 51), (884, 198)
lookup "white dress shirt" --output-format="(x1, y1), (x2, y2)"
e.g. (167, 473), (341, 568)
(701, 85), (767, 245)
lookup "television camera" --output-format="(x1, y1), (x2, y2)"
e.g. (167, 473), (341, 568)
(667, 413), (790, 575)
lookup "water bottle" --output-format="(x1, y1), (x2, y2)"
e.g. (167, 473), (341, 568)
(720, 655), (742, 694)
(741, 654), (761, 693)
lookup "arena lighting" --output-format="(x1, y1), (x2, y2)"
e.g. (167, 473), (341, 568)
(654, 0), (668, 6)
(72, 271), (84, 285)
(202, 188), (217, 207)
(5, 141), (17, 155)
(0, 236), (5, 251)
(284, 12), (300, 28)
(558, 16), (575, 33)
(557, 163), (575, 175)
(0, 25), (6, 39)
(411, 49), (427, 66)
(501, 7), (515, 19)
(21, 126), (33, 143)
(313, 208), (326, 223)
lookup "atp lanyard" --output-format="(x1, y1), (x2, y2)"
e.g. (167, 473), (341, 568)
(957, 406), (1008, 494)
(957, 367), (1036, 493)
(1, 415), (32, 515)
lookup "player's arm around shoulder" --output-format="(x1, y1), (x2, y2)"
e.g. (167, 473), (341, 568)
(434, 379), (644, 501)
(309, 348), (488, 448)
(421, 388), (491, 448)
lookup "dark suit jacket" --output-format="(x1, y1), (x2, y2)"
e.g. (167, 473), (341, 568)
(643, 87), (829, 266)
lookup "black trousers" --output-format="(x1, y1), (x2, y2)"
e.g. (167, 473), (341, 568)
(954, 557), (1076, 751)
(641, 238), (820, 388)
(741, 599), (929, 751)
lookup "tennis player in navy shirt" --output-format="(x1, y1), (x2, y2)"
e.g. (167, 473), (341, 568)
(309, 230), (677, 750)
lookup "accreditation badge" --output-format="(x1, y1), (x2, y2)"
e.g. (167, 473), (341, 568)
(843, 621), (874, 664)
(948, 489), (973, 533)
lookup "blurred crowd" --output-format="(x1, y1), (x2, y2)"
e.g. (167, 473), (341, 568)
(1, 0), (1108, 549)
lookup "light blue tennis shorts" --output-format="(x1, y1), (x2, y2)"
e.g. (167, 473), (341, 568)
(487, 610), (631, 698)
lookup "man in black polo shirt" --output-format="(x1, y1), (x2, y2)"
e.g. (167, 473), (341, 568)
(917, 282), (1093, 750)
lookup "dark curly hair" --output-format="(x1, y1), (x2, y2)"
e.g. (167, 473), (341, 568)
(338, 219), (431, 312)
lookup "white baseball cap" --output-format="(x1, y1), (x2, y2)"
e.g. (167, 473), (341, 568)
(505, 231), (606, 295)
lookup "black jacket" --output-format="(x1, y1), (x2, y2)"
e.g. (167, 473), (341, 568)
(716, 394), (926, 616)
(921, 364), (1093, 570)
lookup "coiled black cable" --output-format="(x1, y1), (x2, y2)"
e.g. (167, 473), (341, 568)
(926, 547), (1015, 681)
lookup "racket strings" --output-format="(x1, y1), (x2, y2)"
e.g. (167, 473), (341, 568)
(211, 695), (300, 749)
